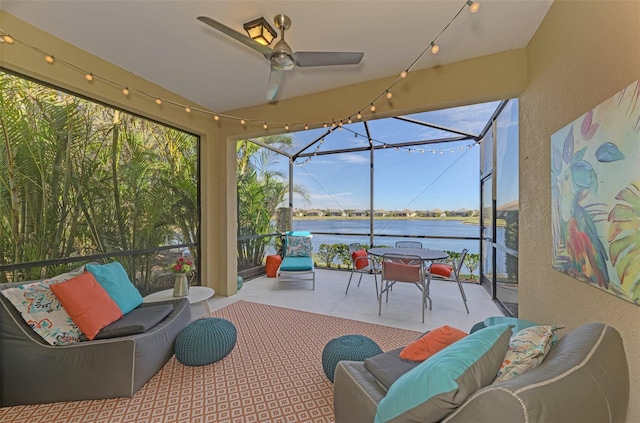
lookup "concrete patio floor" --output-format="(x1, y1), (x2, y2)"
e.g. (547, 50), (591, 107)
(202, 268), (504, 333)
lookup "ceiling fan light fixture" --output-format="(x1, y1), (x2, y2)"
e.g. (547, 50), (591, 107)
(271, 52), (295, 71)
(243, 17), (277, 46)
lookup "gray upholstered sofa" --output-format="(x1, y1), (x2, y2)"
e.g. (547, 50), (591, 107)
(334, 322), (630, 422)
(0, 280), (191, 406)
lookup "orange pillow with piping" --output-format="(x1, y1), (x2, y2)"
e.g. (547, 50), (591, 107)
(50, 272), (123, 340)
(430, 263), (453, 278)
(399, 325), (468, 362)
(352, 249), (369, 269)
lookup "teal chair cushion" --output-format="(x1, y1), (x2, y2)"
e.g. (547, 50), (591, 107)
(280, 256), (313, 271)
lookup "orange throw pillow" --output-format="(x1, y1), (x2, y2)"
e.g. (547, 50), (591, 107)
(352, 249), (369, 269)
(430, 263), (453, 278)
(399, 325), (468, 362)
(50, 272), (123, 340)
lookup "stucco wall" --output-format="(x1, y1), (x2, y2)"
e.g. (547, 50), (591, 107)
(519, 1), (640, 421)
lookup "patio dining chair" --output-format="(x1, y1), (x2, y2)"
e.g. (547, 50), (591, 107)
(427, 248), (469, 313)
(345, 243), (379, 299)
(395, 240), (423, 249)
(379, 253), (431, 323)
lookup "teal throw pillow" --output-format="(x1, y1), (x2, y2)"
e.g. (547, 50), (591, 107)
(86, 262), (143, 314)
(374, 324), (513, 423)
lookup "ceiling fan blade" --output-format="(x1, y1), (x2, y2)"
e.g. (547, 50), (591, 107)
(293, 52), (364, 67)
(266, 68), (287, 102)
(197, 16), (272, 57)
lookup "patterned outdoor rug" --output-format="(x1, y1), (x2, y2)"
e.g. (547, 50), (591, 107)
(0, 300), (419, 423)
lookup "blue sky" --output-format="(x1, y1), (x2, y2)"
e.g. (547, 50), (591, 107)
(265, 100), (517, 211)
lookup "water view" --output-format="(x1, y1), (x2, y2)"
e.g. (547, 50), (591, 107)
(293, 218), (482, 254)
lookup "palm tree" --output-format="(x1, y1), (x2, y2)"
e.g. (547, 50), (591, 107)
(237, 136), (309, 270)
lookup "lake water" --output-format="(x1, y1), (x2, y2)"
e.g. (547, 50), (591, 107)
(293, 219), (482, 254)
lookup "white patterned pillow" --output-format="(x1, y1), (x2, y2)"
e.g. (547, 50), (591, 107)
(286, 236), (312, 257)
(1, 272), (83, 345)
(494, 325), (564, 383)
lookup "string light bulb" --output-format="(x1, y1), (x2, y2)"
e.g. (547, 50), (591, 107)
(304, 123), (309, 130)
(185, 106), (191, 113)
(430, 42), (440, 54)
(285, 123), (289, 131)
(386, 90), (393, 99)
(85, 73), (93, 81)
(45, 55), (54, 64)
(155, 98), (162, 105)
(467, 0), (480, 13)
(347, 118), (352, 124)
(240, 119), (246, 125)
(357, 112), (362, 120)
(370, 104), (376, 112)
(323, 123), (328, 128)
(1, 34), (14, 44)
(213, 114), (219, 120)
(400, 70), (408, 79)
(122, 87), (129, 96)
(263, 122), (268, 130)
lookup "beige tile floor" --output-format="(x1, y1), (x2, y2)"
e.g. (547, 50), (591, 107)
(199, 268), (504, 333)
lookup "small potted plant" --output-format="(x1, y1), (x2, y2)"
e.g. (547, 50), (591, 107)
(171, 256), (194, 297)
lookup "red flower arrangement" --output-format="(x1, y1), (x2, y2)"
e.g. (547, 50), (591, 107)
(171, 257), (194, 274)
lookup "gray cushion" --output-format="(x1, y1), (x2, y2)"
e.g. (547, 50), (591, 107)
(80, 303), (173, 341)
(364, 347), (421, 391)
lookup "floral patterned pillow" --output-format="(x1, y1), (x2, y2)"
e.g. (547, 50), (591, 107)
(1, 271), (83, 346)
(286, 236), (313, 257)
(493, 325), (564, 383)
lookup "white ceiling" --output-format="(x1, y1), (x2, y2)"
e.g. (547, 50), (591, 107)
(1, 1), (553, 113)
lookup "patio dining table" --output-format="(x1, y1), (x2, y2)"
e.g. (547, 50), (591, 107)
(368, 247), (449, 295)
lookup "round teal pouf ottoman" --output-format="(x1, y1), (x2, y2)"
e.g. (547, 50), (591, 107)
(175, 318), (237, 366)
(322, 334), (383, 383)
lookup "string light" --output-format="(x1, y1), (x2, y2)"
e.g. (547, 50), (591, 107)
(263, 122), (268, 130)
(0, 0), (480, 132)
(323, 123), (328, 128)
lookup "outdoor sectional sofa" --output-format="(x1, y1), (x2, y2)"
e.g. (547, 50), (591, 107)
(334, 322), (629, 422)
(0, 279), (191, 406)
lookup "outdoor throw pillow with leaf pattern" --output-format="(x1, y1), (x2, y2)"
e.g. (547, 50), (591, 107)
(1, 272), (83, 346)
(286, 236), (312, 257)
(494, 325), (564, 383)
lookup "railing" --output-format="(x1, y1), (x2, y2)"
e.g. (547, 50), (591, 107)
(1, 243), (199, 297)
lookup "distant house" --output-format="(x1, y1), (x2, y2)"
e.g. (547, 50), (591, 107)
(305, 209), (324, 217)
(396, 209), (416, 217)
(373, 210), (387, 217)
(449, 208), (470, 217)
(327, 209), (344, 217)
(428, 208), (445, 217)
(350, 210), (368, 217)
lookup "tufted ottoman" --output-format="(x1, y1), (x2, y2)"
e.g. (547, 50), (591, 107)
(322, 334), (383, 383)
(175, 317), (237, 366)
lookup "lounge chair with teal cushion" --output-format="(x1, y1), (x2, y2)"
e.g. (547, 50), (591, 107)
(277, 232), (315, 289)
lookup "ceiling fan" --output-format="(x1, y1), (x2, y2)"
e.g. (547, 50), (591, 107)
(197, 14), (364, 102)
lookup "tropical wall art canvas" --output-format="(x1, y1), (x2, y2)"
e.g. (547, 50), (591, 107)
(551, 79), (640, 306)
